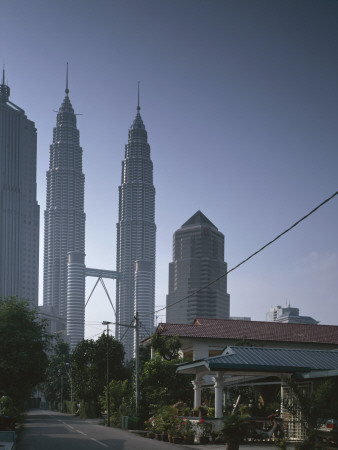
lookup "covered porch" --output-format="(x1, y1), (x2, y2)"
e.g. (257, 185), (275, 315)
(177, 346), (338, 438)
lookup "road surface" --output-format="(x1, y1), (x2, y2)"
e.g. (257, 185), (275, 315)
(16, 409), (295, 449)
(17, 409), (183, 450)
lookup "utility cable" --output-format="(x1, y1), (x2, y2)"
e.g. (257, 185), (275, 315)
(156, 190), (338, 314)
(119, 318), (135, 341)
(138, 320), (152, 337)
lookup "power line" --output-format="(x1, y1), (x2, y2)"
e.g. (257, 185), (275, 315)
(138, 319), (152, 337)
(119, 318), (135, 341)
(156, 190), (338, 314)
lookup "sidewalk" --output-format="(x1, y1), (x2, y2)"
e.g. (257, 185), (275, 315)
(0, 431), (16, 450)
(84, 417), (297, 449)
(182, 443), (295, 450)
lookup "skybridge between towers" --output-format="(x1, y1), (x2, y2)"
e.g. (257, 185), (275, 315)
(67, 250), (120, 350)
(85, 267), (119, 311)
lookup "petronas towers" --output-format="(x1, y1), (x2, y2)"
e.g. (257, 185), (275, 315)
(116, 98), (156, 358)
(1, 68), (230, 359)
(42, 71), (155, 358)
(42, 70), (86, 343)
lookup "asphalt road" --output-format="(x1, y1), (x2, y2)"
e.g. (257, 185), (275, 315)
(16, 409), (185, 450)
(16, 409), (295, 450)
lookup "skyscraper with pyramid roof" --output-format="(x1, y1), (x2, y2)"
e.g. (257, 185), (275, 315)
(166, 211), (230, 324)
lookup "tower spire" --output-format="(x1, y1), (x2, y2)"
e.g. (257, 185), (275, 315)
(137, 81), (140, 111)
(65, 62), (69, 95)
(0, 65), (10, 103)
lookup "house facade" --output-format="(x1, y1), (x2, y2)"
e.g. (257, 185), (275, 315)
(149, 318), (338, 361)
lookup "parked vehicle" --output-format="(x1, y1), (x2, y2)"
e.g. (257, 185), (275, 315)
(317, 419), (338, 446)
(248, 414), (284, 441)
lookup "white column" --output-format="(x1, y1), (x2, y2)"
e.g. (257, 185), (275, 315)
(213, 372), (223, 418)
(67, 251), (85, 350)
(192, 378), (203, 408)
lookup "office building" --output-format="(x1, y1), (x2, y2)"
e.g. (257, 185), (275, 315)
(0, 70), (39, 305)
(267, 304), (319, 324)
(166, 211), (230, 324)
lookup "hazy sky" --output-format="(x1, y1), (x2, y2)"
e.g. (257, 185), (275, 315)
(1, 0), (337, 339)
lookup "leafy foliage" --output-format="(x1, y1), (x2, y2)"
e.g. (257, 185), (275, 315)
(139, 353), (193, 419)
(220, 414), (249, 444)
(0, 297), (50, 409)
(234, 335), (254, 347)
(71, 333), (127, 403)
(100, 379), (134, 426)
(43, 340), (71, 403)
(150, 334), (181, 360)
(283, 377), (338, 447)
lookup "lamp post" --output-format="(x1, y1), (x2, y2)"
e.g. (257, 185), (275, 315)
(60, 371), (63, 413)
(102, 321), (112, 426)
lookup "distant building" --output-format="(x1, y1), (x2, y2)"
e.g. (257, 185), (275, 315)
(267, 305), (319, 325)
(43, 68), (86, 346)
(116, 93), (156, 360)
(166, 211), (230, 324)
(0, 70), (40, 305)
(230, 316), (251, 321)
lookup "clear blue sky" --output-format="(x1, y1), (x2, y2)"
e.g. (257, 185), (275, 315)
(1, 0), (337, 339)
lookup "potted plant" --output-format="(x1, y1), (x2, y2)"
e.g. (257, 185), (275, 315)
(198, 418), (212, 444)
(207, 407), (215, 418)
(182, 419), (195, 444)
(152, 415), (165, 440)
(144, 419), (154, 439)
(192, 407), (199, 417)
(211, 430), (225, 444)
(170, 419), (183, 445)
(198, 405), (208, 417)
(220, 414), (249, 450)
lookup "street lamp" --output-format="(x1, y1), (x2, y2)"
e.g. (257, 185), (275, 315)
(59, 369), (64, 413)
(102, 321), (112, 426)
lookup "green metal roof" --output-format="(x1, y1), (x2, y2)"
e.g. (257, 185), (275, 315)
(177, 346), (338, 375)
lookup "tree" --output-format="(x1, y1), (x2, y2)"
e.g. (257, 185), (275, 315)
(100, 379), (133, 426)
(150, 334), (181, 360)
(0, 297), (50, 409)
(71, 333), (127, 404)
(139, 354), (193, 419)
(43, 340), (71, 404)
(138, 334), (193, 419)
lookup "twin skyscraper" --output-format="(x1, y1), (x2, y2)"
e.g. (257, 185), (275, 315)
(0, 68), (230, 360)
(42, 70), (156, 359)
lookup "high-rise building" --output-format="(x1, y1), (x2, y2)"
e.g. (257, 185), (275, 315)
(116, 94), (156, 360)
(43, 68), (86, 343)
(0, 70), (40, 305)
(166, 211), (230, 324)
(267, 305), (318, 324)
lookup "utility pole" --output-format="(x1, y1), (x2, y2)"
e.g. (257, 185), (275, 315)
(102, 321), (112, 426)
(105, 317), (140, 418)
(134, 312), (139, 416)
(65, 363), (73, 413)
(60, 372), (63, 413)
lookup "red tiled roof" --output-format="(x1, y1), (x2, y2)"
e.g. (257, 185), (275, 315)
(154, 318), (338, 345)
